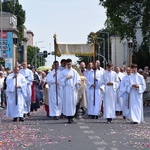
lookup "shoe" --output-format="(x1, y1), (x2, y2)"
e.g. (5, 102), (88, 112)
(19, 117), (24, 122)
(68, 119), (72, 124)
(27, 113), (30, 117)
(133, 122), (138, 124)
(95, 116), (98, 119)
(91, 116), (95, 119)
(123, 116), (126, 119)
(13, 118), (17, 122)
(71, 118), (76, 122)
(54, 116), (59, 120)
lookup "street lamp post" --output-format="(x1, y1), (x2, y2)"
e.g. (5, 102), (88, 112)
(0, 0), (3, 58)
(96, 37), (105, 68)
(122, 39), (127, 65)
(35, 41), (43, 68)
(98, 31), (110, 62)
(128, 40), (133, 68)
(97, 53), (108, 67)
(39, 46), (45, 66)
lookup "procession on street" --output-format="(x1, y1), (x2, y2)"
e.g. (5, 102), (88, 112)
(0, 59), (148, 125)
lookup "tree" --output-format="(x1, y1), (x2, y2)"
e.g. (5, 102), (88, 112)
(99, 0), (150, 44)
(76, 28), (112, 68)
(2, 0), (26, 44)
(27, 46), (46, 68)
(99, 0), (150, 68)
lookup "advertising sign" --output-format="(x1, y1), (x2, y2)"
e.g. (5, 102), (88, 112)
(0, 32), (13, 69)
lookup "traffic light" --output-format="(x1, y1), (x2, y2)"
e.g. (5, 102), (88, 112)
(43, 51), (48, 58)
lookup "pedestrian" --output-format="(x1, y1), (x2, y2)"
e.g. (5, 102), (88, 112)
(86, 62), (103, 119)
(115, 66), (125, 116)
(143, 72), (150, 105)
(0, 71), (4, 108)
(101, 63), (119, 123)
(19, 61), (34, 117)
(46, 61), (62, 120)
(59, 59), (66, 71)
(119, 67), (131, 119)
(96, 60), (105, 73)
(43, 82), (49, 116)
(59, 59), (81, 123)
(31, 68), (40, 112)
(127, 64), (146, 124)
(80, 61), (86, 74)
(6, 67), (27, 122)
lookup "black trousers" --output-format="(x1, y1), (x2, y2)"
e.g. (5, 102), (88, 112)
(107, 118), (112, 122)
(67, 116), (74, 120)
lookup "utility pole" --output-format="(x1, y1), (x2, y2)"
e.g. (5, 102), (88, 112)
(0, 0), (3, 58)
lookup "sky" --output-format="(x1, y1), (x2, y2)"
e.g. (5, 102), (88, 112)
(19, 0), (107, 67)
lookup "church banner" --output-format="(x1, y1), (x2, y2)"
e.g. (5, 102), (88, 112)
(56, 43), (94, 56)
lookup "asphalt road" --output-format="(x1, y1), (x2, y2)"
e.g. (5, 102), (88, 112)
(0, 106), (150, 150)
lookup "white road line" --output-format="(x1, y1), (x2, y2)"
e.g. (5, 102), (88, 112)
(97, 148), (105, 150)
(94, 140), (107, 145)
(79, 119), (85, 121)
(83, 130), (94, 134)
(77, 122), (85, 125)
(110, 148), (118, 150)
(79, 126), (89, 129)
(88, 136), (101, 140)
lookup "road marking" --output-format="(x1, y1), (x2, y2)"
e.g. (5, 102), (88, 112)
(110, 148), (118, 150)
(97, 147), (105, 150)
(79, 126), (89, 129)
(79, 118), (85, 121)
(97, 148), (105, 150)
(77, 122), (85, 125)
(83, 130), (94, 134)
(94, 140), (107, 145)
(88, 136), (101, 140)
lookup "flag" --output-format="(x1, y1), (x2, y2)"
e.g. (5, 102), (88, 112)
(56, 43), (94, 56)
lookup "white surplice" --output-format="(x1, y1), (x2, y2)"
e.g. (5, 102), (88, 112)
(86, 69), (103, 116)
(127, 73), (146, 123)
(115, 72), (125, 111)
(101, 70), (119, 119)
(119, 75), (130, 118)
(46, 69), (62, 116)
(19, 68), (34, 113)
(59, 68), (81, 116)
(6, 73), (27, 118)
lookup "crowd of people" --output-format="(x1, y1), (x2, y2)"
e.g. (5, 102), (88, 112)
(1, 59), (149, 124)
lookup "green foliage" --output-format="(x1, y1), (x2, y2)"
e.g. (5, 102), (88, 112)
(27, 46), (46, 68)
(99, 0), (150, 68)
(76, 28), (111, 66)
(2, 0), (26, 45)
(133, 45), (150, 69)
(99, 0), (150, 44)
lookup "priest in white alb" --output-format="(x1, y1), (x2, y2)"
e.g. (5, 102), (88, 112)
(46, 61), (62, 120)
(6, 67), (27, 122)
(101, 63), (119, 123)
(127, 64), (146, 124)
(19, 61), (34, 116)
(86, 62), (104, 119)
(115, 66), (125, 115)
(119, 67), (131, 119)
(59, 59), (81, 123)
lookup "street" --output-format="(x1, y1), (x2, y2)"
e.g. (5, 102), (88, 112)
(0, 106), (150, 150)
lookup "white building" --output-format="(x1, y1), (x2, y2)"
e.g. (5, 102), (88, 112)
(110, 26), (142, 67)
